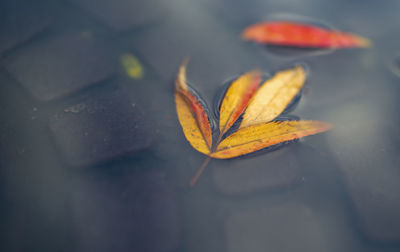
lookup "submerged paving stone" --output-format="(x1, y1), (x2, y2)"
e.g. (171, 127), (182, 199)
(3, 32), (115, 101)
(212, 145), (300, 194)
(0, 0), (51, 54)
(72, 170), (181, 252)
(295, 52), (378, 116)
(153, 114), (209, 187)
(49, 89), (154, 167)
(327, 115), (400, 242)
(131, 2), (271, 88)
(225, 203), (330, 252)
(68, 0), (165, 31)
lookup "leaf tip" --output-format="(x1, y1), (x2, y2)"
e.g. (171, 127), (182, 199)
(310, 120), (333, 133)
(246, 69), (263, 89)
(182, 56), (191, 67)
(176, 58), (191, 91)
(250, 69), (263, 79)
(241, 24), (263, 42)
(356, 36), (372, 48)
(293, 64), (306, 75)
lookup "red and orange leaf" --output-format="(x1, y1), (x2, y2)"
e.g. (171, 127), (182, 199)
(175, 60), (213, 153)
(219, 70), (261, 135)
(211, 120), (332, 159)
(242, 21), (371, 48)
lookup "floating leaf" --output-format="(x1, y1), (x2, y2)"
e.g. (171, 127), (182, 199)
(121, 53), (144, 79)
(174, 60), (332, 186)
(242, 21), (371, 48)
(219, 70), (261, 135)
(175, 60), (213, 154)
(211, 120), (332, 159)
(240, 65), (306, 128)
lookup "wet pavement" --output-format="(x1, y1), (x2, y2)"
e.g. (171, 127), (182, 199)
(1, 0), (400, 251)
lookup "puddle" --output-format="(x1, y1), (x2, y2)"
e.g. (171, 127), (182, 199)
(389, 53), (400, 78)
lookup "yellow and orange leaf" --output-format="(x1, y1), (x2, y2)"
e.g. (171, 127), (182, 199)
(242, 21), (371, 48)
(240, 65), (306, 128)
(219, 70), (261, 135)
(175, 60), (212, 154)
(174, 59), (332, 186)
(211, 120), (332, 159)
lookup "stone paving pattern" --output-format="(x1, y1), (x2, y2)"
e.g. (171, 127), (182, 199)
(72, 170), (181, 252)
(0, 0), (52, 54)
(3, 32), (115, 101)
(225, 203), (331, 252)
(212, 145), (300, 194)
(68, 0), (166, 31)
(49, 89), (154, 167)
(1, 0), (400, 252)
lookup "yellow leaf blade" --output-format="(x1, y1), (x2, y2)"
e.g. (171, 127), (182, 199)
(175, 93), (211, 155)
(211, 120), (332, 159)
(240, 66), (306, 128)
(175, 60), (212, 154)
(219, 70), (261, 135)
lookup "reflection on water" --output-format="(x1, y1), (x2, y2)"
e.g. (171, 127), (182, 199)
(1, 0), (400, 252)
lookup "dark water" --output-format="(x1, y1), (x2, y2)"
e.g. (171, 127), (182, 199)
(1, 0), (400, 251)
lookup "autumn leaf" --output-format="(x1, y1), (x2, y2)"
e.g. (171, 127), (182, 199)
(174, 60), (332, 186)
(211, 120), (331, 159)
(240, 66), (306, 128)
(242, 21), (371, 48)
(218, 70), (261, 136)
(175, 59), (213, 154)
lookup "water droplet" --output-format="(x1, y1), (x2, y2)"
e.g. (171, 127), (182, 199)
(64, 103), (86, 113)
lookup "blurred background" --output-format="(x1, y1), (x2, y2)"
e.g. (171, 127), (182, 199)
(1, 0), (400, 251)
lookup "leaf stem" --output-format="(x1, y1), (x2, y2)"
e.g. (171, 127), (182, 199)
(189, 127), (226, 187)
(189, 156), (211, 187)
